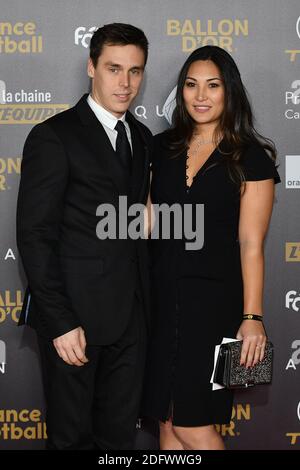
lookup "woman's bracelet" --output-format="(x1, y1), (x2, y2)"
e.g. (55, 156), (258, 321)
(243, 314), (263, 322)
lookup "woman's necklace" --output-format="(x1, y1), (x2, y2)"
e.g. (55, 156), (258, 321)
(189, 136), (216, 154)
(186, 136), (221, 189)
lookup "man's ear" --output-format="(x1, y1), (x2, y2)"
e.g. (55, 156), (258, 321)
(87, 58), (95, 79)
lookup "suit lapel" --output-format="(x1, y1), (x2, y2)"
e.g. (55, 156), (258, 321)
(75, 95), (150, 202)
(75, 94), (130, 195)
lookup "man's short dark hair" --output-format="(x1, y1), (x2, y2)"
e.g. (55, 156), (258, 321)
(90, 23), (148, 67)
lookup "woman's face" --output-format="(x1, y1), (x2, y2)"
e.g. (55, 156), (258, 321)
(183, 59), (225, 130)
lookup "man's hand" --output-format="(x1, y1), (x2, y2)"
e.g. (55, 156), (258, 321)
(53, 327), (89, 366)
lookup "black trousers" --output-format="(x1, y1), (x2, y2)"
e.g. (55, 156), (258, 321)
(37, 293), (147, 450)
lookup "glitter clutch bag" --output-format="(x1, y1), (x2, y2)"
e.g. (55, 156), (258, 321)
(213, 340), (273, 389)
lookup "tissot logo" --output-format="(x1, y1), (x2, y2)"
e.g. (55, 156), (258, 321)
(286, 401), (300, 445)
(286, 432), (300, 445)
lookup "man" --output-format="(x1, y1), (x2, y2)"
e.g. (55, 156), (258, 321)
(16, 23), (152, 450)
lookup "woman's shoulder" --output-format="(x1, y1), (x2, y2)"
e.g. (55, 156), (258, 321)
(242, 140), (269, 156)
(240, 141), (274, 167)
(240, 141), (281, 184)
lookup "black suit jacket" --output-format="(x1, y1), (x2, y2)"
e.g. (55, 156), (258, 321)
(17, 94), (152, 345)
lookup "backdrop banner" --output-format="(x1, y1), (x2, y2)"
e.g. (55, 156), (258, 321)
(0, 0), (299, 450)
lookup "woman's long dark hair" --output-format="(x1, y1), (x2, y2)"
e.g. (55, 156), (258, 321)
(166, 45), (277, 186)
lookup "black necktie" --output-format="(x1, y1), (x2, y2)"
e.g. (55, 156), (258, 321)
(115, 120), (132, 172)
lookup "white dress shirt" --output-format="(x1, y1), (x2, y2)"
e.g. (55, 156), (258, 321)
(87, 94), (132, 152)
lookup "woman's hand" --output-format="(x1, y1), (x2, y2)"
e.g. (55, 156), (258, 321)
(236, 320), (266, 367)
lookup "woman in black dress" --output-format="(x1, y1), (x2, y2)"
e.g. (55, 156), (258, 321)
(142, 46), (280, 450)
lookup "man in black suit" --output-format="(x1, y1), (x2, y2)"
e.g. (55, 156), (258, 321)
(16, 23), (152, 450)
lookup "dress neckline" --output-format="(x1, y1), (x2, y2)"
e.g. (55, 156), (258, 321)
(185, 145), (220, 192)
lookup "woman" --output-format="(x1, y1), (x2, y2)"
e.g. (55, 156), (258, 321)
(142, 46), (280, 450)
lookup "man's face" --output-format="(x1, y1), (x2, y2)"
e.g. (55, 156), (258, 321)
(87, 44), (145, 118)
